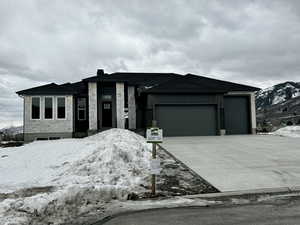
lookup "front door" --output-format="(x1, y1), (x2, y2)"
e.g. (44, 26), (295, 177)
(102, 102), (112, 127)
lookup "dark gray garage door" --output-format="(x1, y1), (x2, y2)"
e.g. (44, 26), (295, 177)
(224, 96), (250, 135)
(155, 105), (217, 136)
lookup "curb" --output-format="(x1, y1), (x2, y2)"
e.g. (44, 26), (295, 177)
(91, 187), (300, 225)
(185, 186), (300, 199)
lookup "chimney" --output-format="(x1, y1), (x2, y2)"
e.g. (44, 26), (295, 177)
(97, 69), (104, 76)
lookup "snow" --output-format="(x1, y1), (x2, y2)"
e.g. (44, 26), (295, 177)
(272, 126), (300, 138)
(292, 90), (300, 98)
(0, 129), (152, 225)
(272, 95), (285, 105)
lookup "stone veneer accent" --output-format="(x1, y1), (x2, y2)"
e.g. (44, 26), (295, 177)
(128, 86), (136, 130)
(88, 82), (98, 131)
(116, 82), (125, 129)
(250, 92), (257, 134)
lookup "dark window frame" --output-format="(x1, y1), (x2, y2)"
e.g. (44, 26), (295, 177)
(31, 97), (41, 120)
(57, 97), (66, 119)
(44, 97), (54, 119)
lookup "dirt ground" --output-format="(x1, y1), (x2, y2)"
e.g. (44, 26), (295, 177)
(156, 145), (219, 196)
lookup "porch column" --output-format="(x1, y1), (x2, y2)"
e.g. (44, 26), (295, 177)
(116, 82), (125, 129)
(250, 92), (257, 134)
(128, 86), (136, 130)
(88, 82), (98, 132)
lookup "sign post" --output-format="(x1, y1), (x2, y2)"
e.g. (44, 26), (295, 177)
(146, 120), (163, 196)
(151, 142), (157, 195)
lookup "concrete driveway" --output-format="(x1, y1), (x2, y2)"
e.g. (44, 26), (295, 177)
(161, 135), (300, 192)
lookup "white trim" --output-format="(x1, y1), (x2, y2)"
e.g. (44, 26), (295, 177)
(250, 92), (257, 132)
(30, 96), (41, 120)
(44, 96), (54, 120)
(226, 91), (253, 95)
(56, 96), (67, 120)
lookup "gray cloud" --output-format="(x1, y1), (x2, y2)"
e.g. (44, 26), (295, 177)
(1, 0), (300, 126)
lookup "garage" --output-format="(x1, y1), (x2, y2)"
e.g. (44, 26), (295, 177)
(224, 96), (250, 134)
(155, 105), (217, 136)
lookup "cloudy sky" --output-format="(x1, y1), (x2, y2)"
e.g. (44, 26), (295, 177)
(1, 0), (300, 128)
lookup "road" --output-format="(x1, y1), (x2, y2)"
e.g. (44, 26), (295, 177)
(99, 198), (300, 225)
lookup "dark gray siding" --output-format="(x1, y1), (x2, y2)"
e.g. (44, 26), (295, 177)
(147, 94), (220, 108)
(224, 96), (250, 134)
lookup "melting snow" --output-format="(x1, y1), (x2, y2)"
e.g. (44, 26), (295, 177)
(272, 126), (300, 138)
(0, 129), (152, 225)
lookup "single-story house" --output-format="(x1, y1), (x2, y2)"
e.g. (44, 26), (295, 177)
(17, 69), (260, 142)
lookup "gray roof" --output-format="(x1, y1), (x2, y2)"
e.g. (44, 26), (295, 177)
(16, 82), (86, 96)
(143, 74), (260, 93)
(17, 70), (260, 95)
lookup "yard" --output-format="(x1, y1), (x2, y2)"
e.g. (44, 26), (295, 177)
(0, 129), (216, 225)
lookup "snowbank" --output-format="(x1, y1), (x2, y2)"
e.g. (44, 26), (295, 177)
(272, 126), (300, 138)
(0, 129), (151, 225)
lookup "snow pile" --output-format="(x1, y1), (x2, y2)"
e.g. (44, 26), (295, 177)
(0, 129), (151, 225)
(272, 126), (300, 138)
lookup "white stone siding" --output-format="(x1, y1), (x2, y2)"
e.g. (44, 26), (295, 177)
(250, 92), (257, 132)
(24, 95), (73, 134)
(88, 82), (98, 131)
(128, 86), (136, 129)
(116, 82), (125, 129)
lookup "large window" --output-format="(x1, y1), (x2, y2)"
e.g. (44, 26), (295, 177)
(31, 97), (40, 119)
(57, 97), (66, 119)
(44, 97), (53, 119)
(77, 98), (86, 120)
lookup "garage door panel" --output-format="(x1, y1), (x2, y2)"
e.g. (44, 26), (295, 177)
(156, 105), (217, 136)
(224, 96), (250, 135)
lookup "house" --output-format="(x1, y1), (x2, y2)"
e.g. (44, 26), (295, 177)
(17, 69), (260, 142)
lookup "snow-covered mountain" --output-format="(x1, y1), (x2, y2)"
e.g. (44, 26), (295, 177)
(256, 81), (300, 130)
(256, 81), (300, 110)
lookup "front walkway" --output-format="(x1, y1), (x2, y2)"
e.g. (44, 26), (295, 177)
(162, 135), (300, 192)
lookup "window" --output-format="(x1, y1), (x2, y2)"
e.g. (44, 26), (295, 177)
(31, 97), (40, 119)
(57, 97), (66, 119)
(77, 98), (86, 120)
(44, 97), (53, 119)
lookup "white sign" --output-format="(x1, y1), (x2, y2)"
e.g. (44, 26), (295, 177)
(150, 159), (161, 175)
(146, 127), (163, 143)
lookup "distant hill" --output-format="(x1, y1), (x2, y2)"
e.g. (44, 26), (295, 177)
(256, 82), (300, 130)
(0, 126), (23, 135)
(256, 82), (300, 110)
